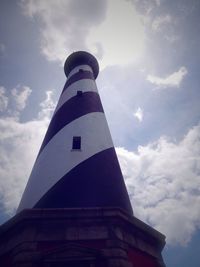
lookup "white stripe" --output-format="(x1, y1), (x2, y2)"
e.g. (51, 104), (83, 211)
(68, 65), (92, 79)
(17, 112), (113, 212)
(53, 79), (98, 115)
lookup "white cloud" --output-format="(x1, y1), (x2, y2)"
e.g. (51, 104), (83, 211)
(164, 34), (179, 43)
(131, 0), (160, 15)
(152, 14), (172, 32)
(0, 85), (32, 118)
(20, 0), (145, 68)
(0, 87), (55, 215)
(20, 0), (107, 64)
(39, 90), (56, 119)
(133, 107), (143, 122)
(154, 0), (160, 6)
(147, 66), (188, 88)
(11, 86), (32, 111)
(0, 86), (8, 112)
(117, 123), (200, 245)
(0, 117), (48, 214)
(87, 0), (145, 68)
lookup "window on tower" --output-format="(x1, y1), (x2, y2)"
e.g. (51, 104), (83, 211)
(72, 136), (81, 150)
(77, 90), (83, 96)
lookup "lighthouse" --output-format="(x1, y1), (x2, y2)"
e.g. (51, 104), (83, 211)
(17, 51), (133, 215)
(0, 52), (166, 267)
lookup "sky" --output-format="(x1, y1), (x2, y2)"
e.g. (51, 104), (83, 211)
(0, 0), (200, 266)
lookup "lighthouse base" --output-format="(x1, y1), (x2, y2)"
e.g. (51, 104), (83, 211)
(0, 208), (166, 267)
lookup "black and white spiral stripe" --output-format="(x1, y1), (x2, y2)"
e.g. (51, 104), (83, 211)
(17, 60), (133, 215)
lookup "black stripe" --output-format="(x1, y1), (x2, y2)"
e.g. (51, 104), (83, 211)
(38, 92), (104, 156)
(62, 70), (94, 94)
(34, 148), (133, 216)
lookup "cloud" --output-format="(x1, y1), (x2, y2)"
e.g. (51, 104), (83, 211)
(131, 0), (160, 15)
(20, 0), (145, 68)
(0, 86), (8, 112)
(0, 117), (48, 214)
(147, 66), (188, 88)
(11, 86), (32, 111)
(20, 0), (107, 64)
(87, 0), (145, 68)
(0, 87), (55, 215)
(116, 123), (200, 245)
(164, 34), (179, 44)
(133, 107), (143, 122)
(0, 85), (32, 115)
(152, 14), (172, 32)
(38, 90), (56, 119)
(151, 14), (179, 43)
(0, 85), (32, 118)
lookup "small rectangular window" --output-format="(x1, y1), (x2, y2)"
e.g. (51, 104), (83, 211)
(77, 90), (83, 96)
(72, 136), (81, 150)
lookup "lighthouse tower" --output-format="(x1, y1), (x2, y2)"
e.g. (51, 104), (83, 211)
(0, 52), (166, 267)
(17, 51), (133, 215)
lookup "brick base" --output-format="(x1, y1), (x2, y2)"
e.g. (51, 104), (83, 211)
(0, 208), (166, 267)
